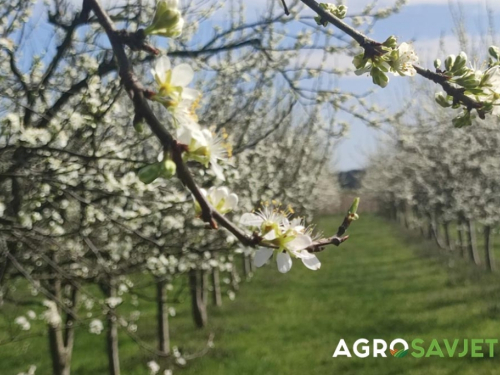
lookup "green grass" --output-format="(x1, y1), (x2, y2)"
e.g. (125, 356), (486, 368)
(3, 215), (500, 374)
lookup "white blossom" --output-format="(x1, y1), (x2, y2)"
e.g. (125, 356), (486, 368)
(14, 316), (31, 331)
(89, 319), (104, 335)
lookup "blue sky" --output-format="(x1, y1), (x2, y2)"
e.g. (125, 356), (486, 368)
(332, 0), (500, 171)
(28, 0), (500, 172)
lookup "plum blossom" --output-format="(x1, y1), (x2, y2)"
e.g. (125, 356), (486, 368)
(197, 186), (238, 214)
(151, 56), (200, 118)
(89, 319), (104, 335)
(240, 207), (321, 273)
(392, 42), (418, 76)
(15, 316), (31, 331)
(105, 297), (123, 308)
(177, 127), (231, 180)
(147, 360), (161, 375)
(42, 300), (62, 327)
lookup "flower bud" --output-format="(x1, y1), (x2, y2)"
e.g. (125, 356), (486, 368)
(434, 59), (441, 69)
(371, 67), (389, 88)
(445, 54), (456, 71)
(138, 163), (162, 184)
(133, 121), (144, 133)
(453, 72), (480, 89)
(348, 197), (360, 216)
(160, 159), (177, 179)
(489, 46), (500, 60)
(383, 35), (398, 49)
(435, 92), (451, 108)
(333, 4), (348, 19)
(452, 111), (472, 128)
(352, 54), (367, 70)
(451, 52), (467, 72)
(144, 0), (184, 38)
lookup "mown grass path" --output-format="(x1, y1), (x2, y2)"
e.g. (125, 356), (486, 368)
(3, 215), (500, 374)
(181, 215), (500, 375)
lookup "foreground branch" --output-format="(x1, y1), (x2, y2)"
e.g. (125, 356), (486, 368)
(85, 0), (352, 255)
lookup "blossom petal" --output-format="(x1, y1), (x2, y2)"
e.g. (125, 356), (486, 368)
(293, 249), (315, 259)
(171, 63), (194, 87)
(240, 213), (263, 227)
(254, 248), (273, 267)
(154, 56), (170, 83)
(286, 234), (312, 252)
(182, 87), (200, 101)
(212, 187), (229, 203)
(276, 252), (292, 273)
(262, 230), (277, 240)
(302, 255), (321, 270)
(225, 193), (238, 210)
(211, 162), (225, 181)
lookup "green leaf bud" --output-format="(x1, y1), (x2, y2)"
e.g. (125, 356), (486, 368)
(138, 163), (162, 184)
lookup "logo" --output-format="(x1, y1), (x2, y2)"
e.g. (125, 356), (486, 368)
(389, 339), (409, 358)
(332, 338), (499, 358)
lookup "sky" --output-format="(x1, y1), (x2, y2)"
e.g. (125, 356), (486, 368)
(31, 0), (500, 172)
(330, 0), (500, 171)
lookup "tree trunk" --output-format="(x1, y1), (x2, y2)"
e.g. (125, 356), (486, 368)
(403, 208), (409, 229)
(484, 225), (495, 272)
(427, 221), (433, 240)
(230, 264), (239, 291)
(457, 219), (465, 257)
(47, 270), (76, 375)
(466, 220), (480, 265)
(104, 283), (120, 375)
(431, 219), (445, 249)
(242, 254), (251, 279)
(211, 267), (222, 307)
(203, 269), (209, 306)
(156, 279), (170, 354)
(189, 269), (207, 328)
(443, 222), (452, 251)
(249, 255), (256, 272)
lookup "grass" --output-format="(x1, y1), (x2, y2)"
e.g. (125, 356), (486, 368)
(3, 214), (500, 374)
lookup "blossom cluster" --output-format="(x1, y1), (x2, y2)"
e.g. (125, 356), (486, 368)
(353, 36), (418, 88)
(434, 47), (500, 127)
(240, 205), (321, 273)
(314, 3), (348, 26)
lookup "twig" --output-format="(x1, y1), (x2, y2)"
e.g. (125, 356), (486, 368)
(299, 0), (485, 112)
(280, 0), (290, 16)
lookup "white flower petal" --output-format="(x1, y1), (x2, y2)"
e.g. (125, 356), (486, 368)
(213, 187), (229, 203)
(171, 63), (194, 87)
(176, 127), (192, 145)
(262, 230), (277, 240)
(182, 87), (200, 101)
(211, 162), (225, 181)
(302, 255), (321, 270)
(240, 213), (263, 227)
(276, 252), (292, 273)
(154, 56), (171, 82)
(225, 193), (238, 210)
(254, 248), (273, 267)
(286, 234), (313, 252)
(293, 249), (315, 259)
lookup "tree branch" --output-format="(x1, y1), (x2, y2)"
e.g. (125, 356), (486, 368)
(299, 0), (485, 112)
(85, 0), (351, 254)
